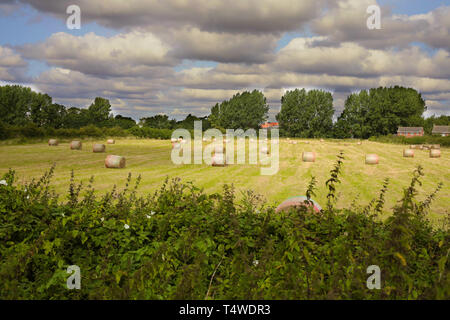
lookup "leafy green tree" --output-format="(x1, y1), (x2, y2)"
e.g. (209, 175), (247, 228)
(87, 97), (112, 127)
(424, 115), (450, 134)
(110, 115), (136, 129)
(174, 114), (211, 130)
(140, 114), (175, 129)
(29, 93), (53, 126)
(0, 120), (9, 139)
(62, 107), (89, 128)
(0, 85), (61, 127)
(334, 86), (426, 138)
(40, 103), (67, 129)
(209, 90), (269, 130)
(334, 91), (371, 138)
(276, 89), (334, 138)
(0, 85), (35, 125)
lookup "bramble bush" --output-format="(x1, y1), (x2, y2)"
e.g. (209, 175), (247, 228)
(0, 124), (186, 142)
(0, 124), (176, 141)
(0, 154), (448, 299)
(0, 124), (130, 141)
(128, 126), (174, 140)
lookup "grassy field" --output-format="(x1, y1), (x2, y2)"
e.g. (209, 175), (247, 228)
(0, 138), (448, 224)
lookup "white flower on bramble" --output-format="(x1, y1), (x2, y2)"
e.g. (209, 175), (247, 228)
(101, 217), (104, 222)
(146, 215), (151, 219)
(0, 180), (8, 186)
(124, 224), (130, 229)
(151, 211), (155, 215)
(253, 260), (259, 266)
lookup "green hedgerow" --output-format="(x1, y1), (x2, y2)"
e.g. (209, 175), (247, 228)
(0, 155), (448, 300)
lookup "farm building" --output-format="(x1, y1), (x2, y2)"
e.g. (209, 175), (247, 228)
(397, 127), (424, 137)
(261, 122), (279, 129)
(432, 125), (450, 137)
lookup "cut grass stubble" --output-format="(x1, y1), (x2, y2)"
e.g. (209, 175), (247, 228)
(0, 138), (448, 224)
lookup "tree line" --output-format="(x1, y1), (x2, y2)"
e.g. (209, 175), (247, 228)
(0, 84), (448, 139)
(0, 85), (136, 129)
(334, 87), (427, 139)
(0, 85), (211, 131)
(140, 114), (211, 130)
(208, 86), (448, 138)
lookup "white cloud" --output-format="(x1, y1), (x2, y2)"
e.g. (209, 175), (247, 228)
(274, 39), (450, 78)
(167, 27), (279, 63)
(19, 0), (330, 33)
(19, 31), (176, 77)
(1, 0), (448, 117)
(312, 0), (450, 51)
(0, 46), (28, 81)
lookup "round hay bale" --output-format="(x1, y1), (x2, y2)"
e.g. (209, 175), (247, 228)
(93, 144), (106, 153)
(410, 145), (417, 149)
(302, 152), (316, 162)
(48, 139), (58, 146)
(357, 141), (362, 145)
(320, 139), (324, 142)
(365, 154), (379, 165)
(423, 145), (430, 150)
(275, 196), (322, 213)
(431, 144), (440, 149)
(70, 141), (82, 150)
(305, 141), (310, 144)
(292, 141), (298, 145)
(403, 149), (414, 158)
(260, 146), (269, 154)
(211, 153), (226, 166)
(105, 155), (126, 168)
(418, 145), (424, 150)
(430, 149), (441, 158)
(106, 139), (115, 144)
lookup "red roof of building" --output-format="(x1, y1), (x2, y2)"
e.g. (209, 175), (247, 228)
(261, 122), (279, 128)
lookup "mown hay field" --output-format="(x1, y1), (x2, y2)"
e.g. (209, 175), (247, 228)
(0, 138), (448, 224)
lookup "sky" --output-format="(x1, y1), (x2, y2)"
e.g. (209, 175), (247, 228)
(0, 0), (449, 121)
